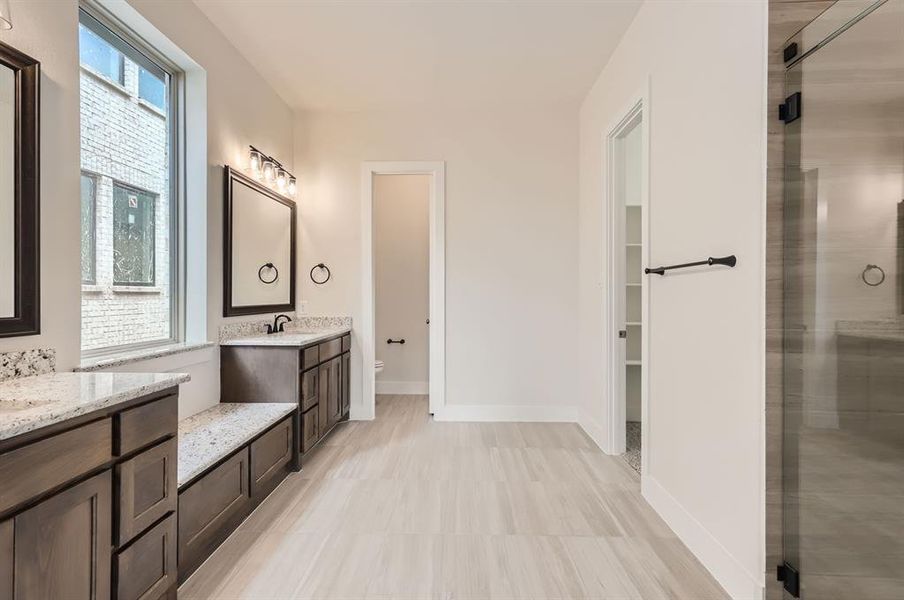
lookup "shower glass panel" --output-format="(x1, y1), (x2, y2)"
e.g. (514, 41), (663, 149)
(783, 0), (904, 598)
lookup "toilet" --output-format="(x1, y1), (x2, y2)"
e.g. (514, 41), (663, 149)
(375, 359), (384, 374)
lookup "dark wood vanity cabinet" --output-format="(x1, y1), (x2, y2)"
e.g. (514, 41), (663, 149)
(0, 389), (180, 600)
(222, 333), (352, 456)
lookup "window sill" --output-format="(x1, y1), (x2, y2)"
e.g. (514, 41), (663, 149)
(75, 341), (216, 372)
(112, 285), (162, 294)
(137, 97), (166, 117)
(81, 64), (130, 98)
(81, 284), (103, 293)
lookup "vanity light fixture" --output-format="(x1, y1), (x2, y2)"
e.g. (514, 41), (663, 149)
(249, 148), (263, 179)
(248, 145), (297, 198)
(0, 0), (12, 30)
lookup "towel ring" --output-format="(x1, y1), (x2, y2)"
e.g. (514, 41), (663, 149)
(310, 263), (331, 285)
(861, 264), (885, 287)
(258, 262), (279, 285)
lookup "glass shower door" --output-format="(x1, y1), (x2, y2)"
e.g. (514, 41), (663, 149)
(782, 0), (904, 598)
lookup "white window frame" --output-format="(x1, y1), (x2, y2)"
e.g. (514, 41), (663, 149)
(79, 1), (187, 358)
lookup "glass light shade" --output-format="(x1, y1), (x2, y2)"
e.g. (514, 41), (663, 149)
(249, 149), (262, 178)
(262, 159), (275, 183)
(0, 0), (10, 30)
(288, 176), (297, 198)
(276, 168), (288, 192)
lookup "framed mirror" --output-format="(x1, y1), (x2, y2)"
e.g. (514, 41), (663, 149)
(223, 166), (296, 316)
(0, 41), (40, 338)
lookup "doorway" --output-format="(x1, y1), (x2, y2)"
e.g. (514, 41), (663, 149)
(361, 162), (445, 420)
(606, 92), (649, 474)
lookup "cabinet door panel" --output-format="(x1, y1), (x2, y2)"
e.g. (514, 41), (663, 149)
(341, 352), (350, 417)
(14, 470), (112, 600)
(301, 406), (320, 454)
(0, 519), (11, 599)
(114, 513), (176, 600)
(300, 368), (318, 412)
(250, 417), (292, 499)
(116, 438), (177, 547)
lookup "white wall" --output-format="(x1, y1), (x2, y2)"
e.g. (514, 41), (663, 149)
(0, 66), (13, 318)
(577, 1), (767, 598)
(295, 107), (579, 420)
(374, 174), (430, 394)
(0, 0), (293, 418)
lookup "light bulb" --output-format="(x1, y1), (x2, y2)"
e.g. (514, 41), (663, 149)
(262, 159), (275, 183)
(249, 149), (262, 179)
(288, 176), (297, 198)
(276, 168), (288, 192)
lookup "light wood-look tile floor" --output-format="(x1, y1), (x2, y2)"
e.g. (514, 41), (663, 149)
(180, 395), (727, 599)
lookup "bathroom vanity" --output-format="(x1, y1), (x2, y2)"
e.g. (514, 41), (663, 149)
(0, 372), (188, 600)
(220, 328), (352, 453)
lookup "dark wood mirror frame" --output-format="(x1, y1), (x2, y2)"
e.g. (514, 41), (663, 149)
(223, 166), (296, 317)
(0, 41), (40, 338)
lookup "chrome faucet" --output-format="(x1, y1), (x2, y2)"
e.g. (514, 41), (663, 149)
(267, 314), (292, 334)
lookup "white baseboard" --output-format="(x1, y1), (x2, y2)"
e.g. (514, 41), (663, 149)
(578, 409), (610, 453)
(375, 380), (429, 395)
(433, 404), (578, 423)
(642, 475), (764, 600)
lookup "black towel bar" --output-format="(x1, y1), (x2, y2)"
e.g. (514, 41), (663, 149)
(645, 255), (737, 276)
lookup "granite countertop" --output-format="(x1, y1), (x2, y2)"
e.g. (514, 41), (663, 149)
(836, 319), (904, 343)
(220, 326), (351, 348)
(0, 372), (190, 441)
(178, 402), (297, 486)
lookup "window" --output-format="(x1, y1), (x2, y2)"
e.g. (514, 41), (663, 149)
(139, 67), (166, 110)
(113, 184), (156, 286)
(79, 7), (180, 354)
(80, 174), (96, 284)
(78, 21), (123, 84)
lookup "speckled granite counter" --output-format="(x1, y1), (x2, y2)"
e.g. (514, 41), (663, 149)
(74, 341), (216, 372)
(0, 371), (190, 441)
(178, 402), (296, 487)
(219, 326), (350, 348)
(836, 319), (904, 343)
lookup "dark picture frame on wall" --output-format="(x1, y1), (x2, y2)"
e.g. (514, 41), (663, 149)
(0, 40), (40, 338)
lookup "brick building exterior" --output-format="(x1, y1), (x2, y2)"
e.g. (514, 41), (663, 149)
(79, 57), (171, 351)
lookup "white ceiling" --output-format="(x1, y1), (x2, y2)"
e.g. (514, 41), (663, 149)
(192, 0), (643, 112)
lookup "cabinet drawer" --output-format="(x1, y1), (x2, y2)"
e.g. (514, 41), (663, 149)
(178, 448), (250, 579)
(341, 334), (351, 353)
(116, 437), (177, 547)
(250, 417), (293, 498)
(0, 418), (112, 515)
(117, 395), (177, 456)
(301, 406), (320, 454)
(302, 346), (320, 370)
(319, 338), (342, 362)
(300, 368), (318, 412)
(114, 513), (177, 600)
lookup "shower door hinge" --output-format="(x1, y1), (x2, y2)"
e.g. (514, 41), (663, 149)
(779, 92), (802, 124)
(777, 562), (800, 598)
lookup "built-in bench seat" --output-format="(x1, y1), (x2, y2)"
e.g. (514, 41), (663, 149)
(176, 402), (299, 583)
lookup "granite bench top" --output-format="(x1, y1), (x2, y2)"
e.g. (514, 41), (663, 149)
(178, 402), (296, 487)
(0, 372), (190, 441)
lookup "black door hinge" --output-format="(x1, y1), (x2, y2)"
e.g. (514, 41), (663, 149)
(777, 562), (800, 598)
(779, 92), (802, 124)
(783, 42), (799, 63)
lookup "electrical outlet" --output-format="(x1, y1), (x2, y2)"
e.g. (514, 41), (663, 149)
(297, 300), (308, 315)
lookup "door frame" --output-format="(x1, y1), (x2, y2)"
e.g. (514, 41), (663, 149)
(360, 161), (446, 419)
(604, 85), (650, 476)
